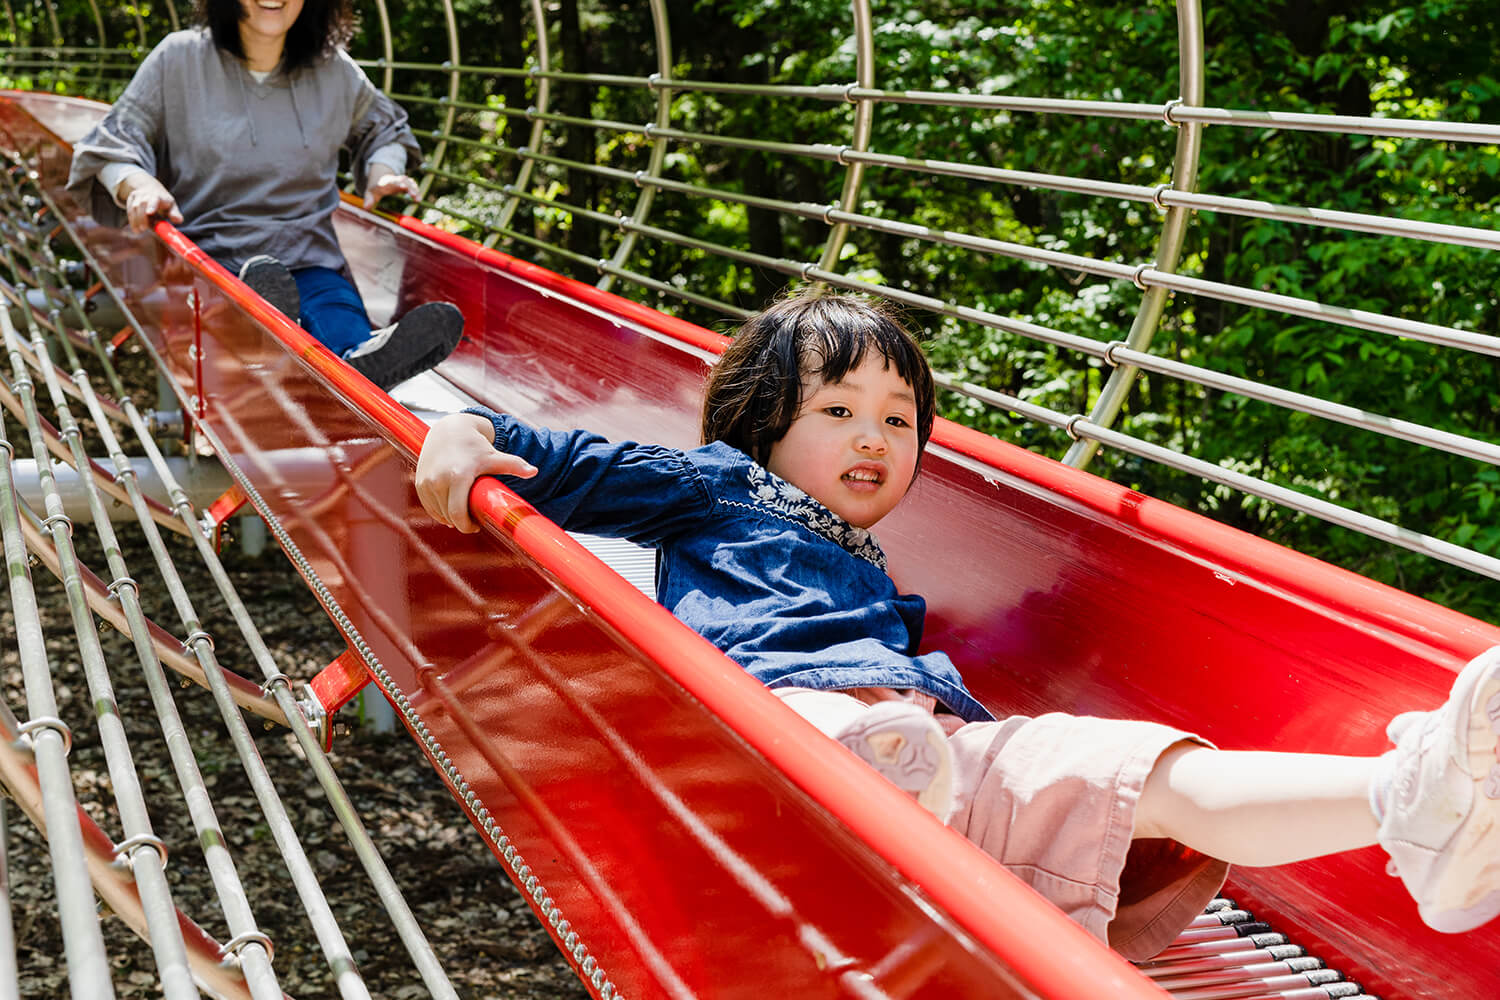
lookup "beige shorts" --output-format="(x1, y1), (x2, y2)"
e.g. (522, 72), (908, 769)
(775, 686), (1228, 960)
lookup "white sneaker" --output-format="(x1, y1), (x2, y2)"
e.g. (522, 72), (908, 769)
(835, 701), (955, 822)
(1373, 645), (1500, 932)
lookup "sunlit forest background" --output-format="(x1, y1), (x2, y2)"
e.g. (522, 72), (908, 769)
(3, 0), (1498, 620)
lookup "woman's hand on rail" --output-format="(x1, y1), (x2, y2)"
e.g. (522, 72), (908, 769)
(119, 174), (183, 233)
(363, 164), (420, 209)
(415, 413), (536, 534)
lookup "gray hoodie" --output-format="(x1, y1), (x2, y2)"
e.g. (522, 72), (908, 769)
(68, 28), (420, 274)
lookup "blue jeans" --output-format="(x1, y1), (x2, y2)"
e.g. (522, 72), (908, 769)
(291, 267), (372, 357)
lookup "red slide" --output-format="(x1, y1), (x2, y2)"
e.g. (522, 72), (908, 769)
(6, 87), (1496, 1000)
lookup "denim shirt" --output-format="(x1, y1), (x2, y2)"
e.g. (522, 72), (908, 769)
(469, 409), (994, 723)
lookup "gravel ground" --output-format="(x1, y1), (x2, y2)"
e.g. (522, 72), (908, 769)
(0, 339), (590, 999)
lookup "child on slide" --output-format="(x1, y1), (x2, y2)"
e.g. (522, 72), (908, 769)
(415, 288), (1500, 958)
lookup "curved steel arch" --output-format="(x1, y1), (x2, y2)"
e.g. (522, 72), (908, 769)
(1062, 0), (1205, 470)
(813, 0), (874, 276)
(489, 0), (552, 240)
(595, 0), (672, 294)
(370, 0), (394, 92)
(413, 0), (460, 205)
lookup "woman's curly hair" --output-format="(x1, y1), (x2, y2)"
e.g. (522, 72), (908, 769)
(198, 0), (356, 74)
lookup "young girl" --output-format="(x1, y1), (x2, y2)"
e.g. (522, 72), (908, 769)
(415, 289), (1500, 960)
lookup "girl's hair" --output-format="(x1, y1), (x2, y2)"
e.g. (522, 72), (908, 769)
(198, 0), (356, 74)
(702, 289), (936, 467)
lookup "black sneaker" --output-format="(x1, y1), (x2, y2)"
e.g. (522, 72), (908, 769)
(343, 302), (463, 391)
(237, 255), (300, 322)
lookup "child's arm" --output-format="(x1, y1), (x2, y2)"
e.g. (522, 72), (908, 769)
(415, 412), (537, 533)
(420, 407), (711, 543)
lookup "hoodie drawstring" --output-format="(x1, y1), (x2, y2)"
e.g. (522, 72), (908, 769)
(235, 67), (258, 147)
(287, 73), (311, 149)
(236, 58), (309, 150)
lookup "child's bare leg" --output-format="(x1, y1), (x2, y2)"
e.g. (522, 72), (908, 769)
(1140, 646), (1500, 933)
(1136, 745), (1378, 866)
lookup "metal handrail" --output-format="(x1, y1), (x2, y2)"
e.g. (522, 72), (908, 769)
(933, 373), (1500, 581)
(0, 158), (483, 997)
(0, 315), (115, 1000)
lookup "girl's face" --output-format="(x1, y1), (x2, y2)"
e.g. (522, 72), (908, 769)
(766, 353), (921, 529)
(238, 0), (305, 50)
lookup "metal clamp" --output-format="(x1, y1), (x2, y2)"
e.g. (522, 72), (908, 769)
(220, 930), (274, 965)
(182, 629), (215, 653)
(1102, 340), (1128, 367)
(106, 576), (138, 600)
(1151, 182), (1172, 211)
(17, 716), (72, 757)
(295, 688), (329, 748)
(113, 833), (169, 869)
(40, 512), (73, 538)
(260, 671), (294, 698)
(1131, 262), (1153, 292)
(1063, 414), (1088, 442)
(1162, 97), (1184, 127)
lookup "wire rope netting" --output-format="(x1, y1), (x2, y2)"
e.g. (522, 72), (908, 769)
(0, 156), (589, 998)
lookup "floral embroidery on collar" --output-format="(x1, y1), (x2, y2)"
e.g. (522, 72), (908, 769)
(744, 463), (888, 569)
